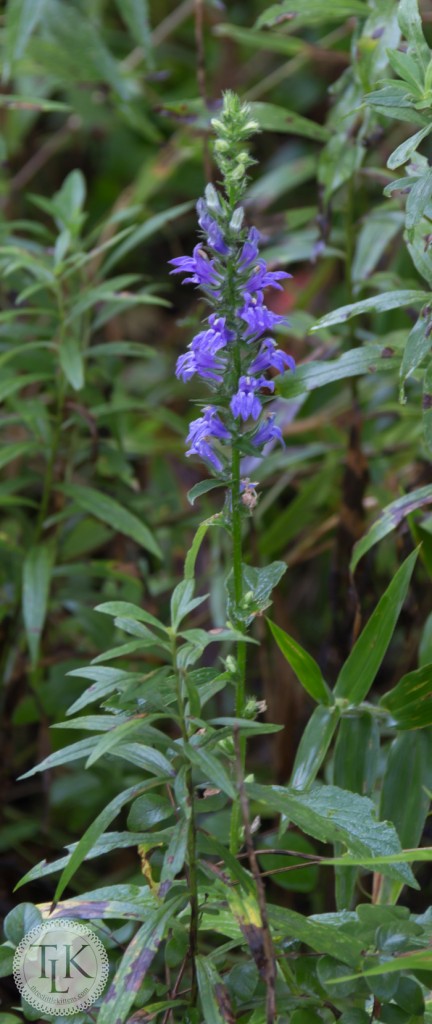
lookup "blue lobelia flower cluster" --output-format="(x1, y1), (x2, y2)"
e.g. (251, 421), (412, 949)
(169, 94), (295, 481)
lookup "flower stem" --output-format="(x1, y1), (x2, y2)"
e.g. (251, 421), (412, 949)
(171, 636), (198, 1007)
(230, 444), (247, 854)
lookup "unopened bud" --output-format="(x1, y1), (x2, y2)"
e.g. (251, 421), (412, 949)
(229, 207), (244, 231)
(205, 182), (220, 212)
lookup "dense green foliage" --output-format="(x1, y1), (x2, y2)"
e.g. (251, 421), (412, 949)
(1, 1), (432, 1022)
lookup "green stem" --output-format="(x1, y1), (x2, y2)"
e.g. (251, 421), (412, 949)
(171, 636), (198, 1008)
(229, 445), (247, 855)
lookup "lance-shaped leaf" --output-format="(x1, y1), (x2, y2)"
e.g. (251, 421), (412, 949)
(59, 483), (161, 558)
(351, 486), (432, 570)
(196, 955), (236, 1024)
(53, 780), (168, 902)
(334, 549), (418, 704)
(97, 899), (183, 1024)
(310, 290), (430, 331)
(22, 542), (54, 668)
(291, 705), (341, 791)
(267, 619), (331, 704)
(380, 663), (432, 729)
(277, 344), (398, 399)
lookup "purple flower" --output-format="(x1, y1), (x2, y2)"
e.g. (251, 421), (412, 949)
(239, 227), (261, 268)
(186, 406), (231, 470)
(169, 244), (220, 292)
(244, 260), (290, 295)
(239, 293), (286, 337)
(176, 315), (233, 382)
(251, 414), (285, 448)
(249, 338), (296, 375)
(197, 198), (228, 254)
(230, 375), (274, 422)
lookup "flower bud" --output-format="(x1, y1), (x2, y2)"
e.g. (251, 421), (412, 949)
(204, 183), (220, 212)
(229, 207), (244, 231)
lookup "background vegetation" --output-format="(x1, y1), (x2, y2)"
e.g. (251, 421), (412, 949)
(1, 1), (432, 1022)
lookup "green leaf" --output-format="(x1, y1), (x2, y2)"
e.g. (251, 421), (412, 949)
(161, 819), (188, 882)
(94, 600), (166, 634)
(3, 0), (50, 80)
(170, 579), (207, 631)
(59, 337), (84, 390)
(22, 542), (54, 668)
(187, 479), (225, 506)
(226, 562), (287, 625)
(328, 947), (432, 983)
(380, 731), (431, 848)
(398, 0), (430, 75)
(400, 311), (432, 384)
(352, 208), (404, 285)
(184, 520), (218, 585)
(351, 487), (432, 570)
(196, 955), (236, 1024)
(53, 781), (163, 902)
(104, 201), (193, 272)
(247, 783), (417, 887)
(277, 345), (398, 399)
(249, 102), (329, 143)
(267, 619), (332, 704)
(333, 713), (380, 908)
(291, 705), (341, 790)
(214, 22), (304, 57)
(128, 794), (173, 831)
(387, 124), (432, 169)
(4, 903), (42, 945)
(334, 549), (418, 703)
(0, 945), (15, 978)
(310, 290), (430, 331)
(97, 900), (183, 1024)
(113, 0), (153, 64)
(59, 483), (161, 559)
(406, 169), (432, 229)
(186, 744), (236, 799)
(380, 663), (432, 728)
(0, 441), (37, 471)
(257, 0), (368, 28)
(257, 831), (319, 894)
(424, 361), (432, 452)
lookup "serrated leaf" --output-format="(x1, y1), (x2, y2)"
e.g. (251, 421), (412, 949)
(335, 549), (418, 703)
(59, 483), (161, 559)
(226, 562), (286, 625)
(247, 782), (417, 888)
